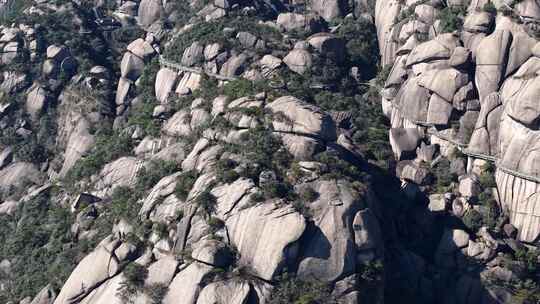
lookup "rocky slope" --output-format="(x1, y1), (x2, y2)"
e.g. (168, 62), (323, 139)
(0, 0), (538, 303)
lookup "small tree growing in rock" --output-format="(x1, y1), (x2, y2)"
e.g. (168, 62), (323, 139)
(117, 263), (148, 303)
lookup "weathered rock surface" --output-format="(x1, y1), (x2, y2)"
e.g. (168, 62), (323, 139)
(138, 0), (163, 27)
(226, 201), (306, 280)
(163, 262), (214, 304)
(54, 237), (126, 304)
(266, 96), (337, 141)
(92, 157), (143, 197)
(297, 180), (379, 282)
(196, 280), (251, 304)
(0, 162), (43, 192)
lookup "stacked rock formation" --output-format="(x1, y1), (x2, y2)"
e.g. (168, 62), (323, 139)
(379, 0), (540, 244)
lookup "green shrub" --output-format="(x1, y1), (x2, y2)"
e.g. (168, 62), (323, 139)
(262, 180), (296, 200)
(0, 193), (93, 302)
(118, 263), (148, 303)
(109, 186), (141, 224)
(127, 101), (161, 138)
(515, 249), (539, 275)
(152, 222), (169, 238)
(359, 260), (384, 283)
(439, 6), (466, 33)
(163, 15), (282, 63)
(225, 126), (292, 180)
(481, 198), (499, 230)
(299, 187), (319, 203)
(222, 78), (257, 100)
(315, 152), (365, 182)
(462, 209), (483, 232)
(336, 18), (380, 78)
(207, 216), (225, 233)
(482, 2), (497, 14)
(175, 170), (198, 200)
(269, 275), (336, 304)
(135, 160), (179, 193)
(216, 158), (240, 184)
(432, 159), (457, 193)
(251, 191), (265, 203)
(479, 162), (497, 188)
(145, 283), (169, 304)
(123, 263), (148, 284)
(124, 58), (161, 136)
(0, 0), (32, 24)
(192, 75), (219, 101)
(195, 190), (217, 218)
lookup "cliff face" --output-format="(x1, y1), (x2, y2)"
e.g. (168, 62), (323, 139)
(378, 0), (540, 302)
(378, 0), (540, 243)
(0, 0), (389, 303)
(0, 0), (539, 303)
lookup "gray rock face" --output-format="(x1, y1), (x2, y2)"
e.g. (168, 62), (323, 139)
(163, 262), (214, 304)
(196, 280), (251, 304)
(120, 52), (145, 81)
(30, 285), (56, 304)
(308, 0), (344, 21)
(181, 138), (221, 173)
(406, 34), (459, 67)
(266, 96), (337, 141)
(26, 85), (48, 120)
(211, 177), (256, 218)
(182, 42), (204, 67)
(458, 175), (481, 198)
(504, 73), (540, 127)
(283, 49), (313, 74)
(115, 77), (132, 107)
(418, 68), (469, 102)
(475, 30), (512, 101)
(226, 201), (305, 280)
(354, 208), (384, 262)
(76, 273), (124, 304)
(308, 33), (346, 62)
(162, 110), (192, 137)
(146, 257), (180, 285)
(463, 11), (493, 33)
(236, 31), (258, 48)
(204, 43), (221, 61)
(191, 239), (232, 267)
(277, 13), (309, 31)
(426, 93), (453, 125)
(496, 165), (540, 243)
(155, 68), (178, 103)
(176, 72), (202, 95)
(140, 172), (182, 219)
(127, 38), (155, 60)
(92, 157), (143, 197)
(0, 162), (43, 192)
(0, 147), (13, 170)
(54, 236), (126, 304)
(397, 161), (431, 185)
(280, 133), (324, 160)
(375, 0), (401, 66)
(138, 0), (163, 27)
(0, 71), (29, 94)
(219, 53), (248, 77)
(397, 78), (430, 123)
(497, 115), (540, 179)
(468, 93), (502, 157)
(298, 180), (381, 282)
(389, 128), (421, 160)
